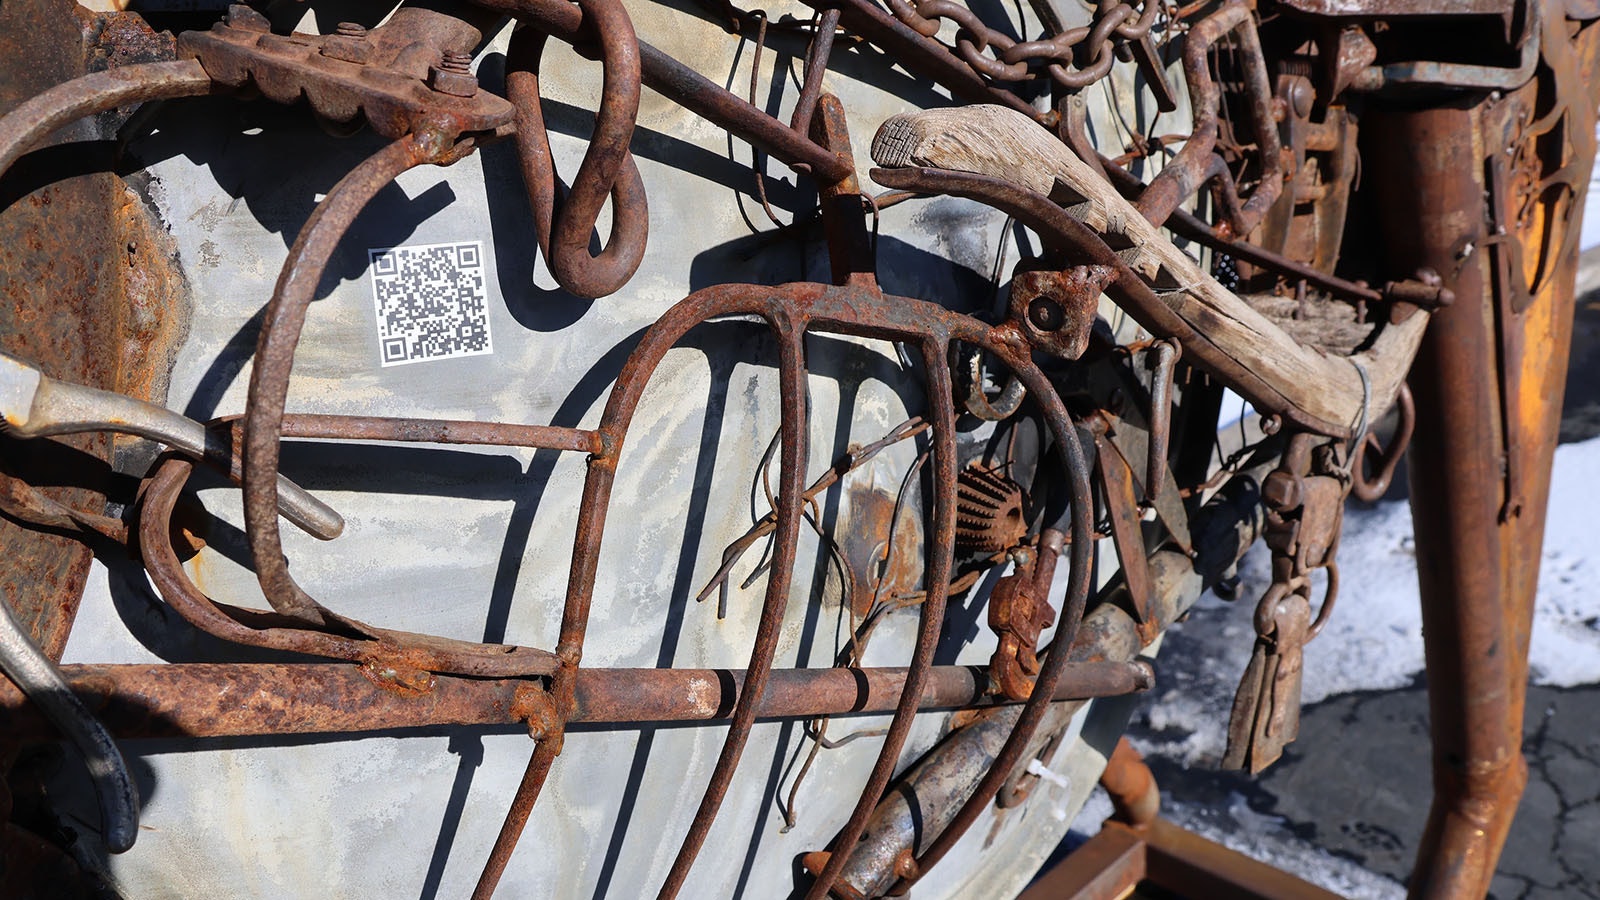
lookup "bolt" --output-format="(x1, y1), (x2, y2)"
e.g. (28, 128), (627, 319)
(1028, 297), (1064, 332)
(428, 52), (478, 97)
(322, 22), (374, 64)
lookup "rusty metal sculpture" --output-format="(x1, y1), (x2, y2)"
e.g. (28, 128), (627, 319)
(0, 0), (1595, 897)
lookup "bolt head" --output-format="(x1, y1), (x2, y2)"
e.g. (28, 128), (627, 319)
(1262, 471), (1302, 511)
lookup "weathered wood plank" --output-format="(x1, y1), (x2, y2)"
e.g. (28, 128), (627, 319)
(871, 105), (1427, 431)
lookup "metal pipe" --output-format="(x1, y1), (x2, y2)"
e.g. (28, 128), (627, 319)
(1364, 65), (1590, 894)
(0, 660), (1154, 739)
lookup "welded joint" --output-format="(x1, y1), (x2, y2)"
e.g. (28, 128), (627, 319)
(513, 683), (564, 749)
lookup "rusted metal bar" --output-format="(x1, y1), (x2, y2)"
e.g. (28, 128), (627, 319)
(887, 360), (1096, 891)
(790, 7), (841, 136)
(268, 413), (603, 453)
(800, 334), (961, 900)
(657, 325), (809, 899)
(0, 660), (1152, 740)
(1368, 100), (1519, 900)
(1097, 432), (1157, 641)
(1145, 339), (1178, 507)
(811, 93), (874, 285)
(1101, 736), (1159, 827)
(472, 737), (559, 900)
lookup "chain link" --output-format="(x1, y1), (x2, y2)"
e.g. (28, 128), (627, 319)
(883, 0), (1165, 89)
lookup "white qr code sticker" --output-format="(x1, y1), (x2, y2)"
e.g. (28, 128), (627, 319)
(369, 241), (493, 367)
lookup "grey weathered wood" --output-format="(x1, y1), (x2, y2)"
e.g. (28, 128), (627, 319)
(871, 105), (1427, 431)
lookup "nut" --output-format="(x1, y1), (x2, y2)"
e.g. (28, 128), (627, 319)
(428, 64), (478, 98)
(321, 23), (374, 65)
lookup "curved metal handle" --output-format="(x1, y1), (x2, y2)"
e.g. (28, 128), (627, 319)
(0, 352), (343, 540)
(0, 599), (139, 852)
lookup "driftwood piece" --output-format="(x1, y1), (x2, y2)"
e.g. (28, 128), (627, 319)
(870, 105), (1427, 432)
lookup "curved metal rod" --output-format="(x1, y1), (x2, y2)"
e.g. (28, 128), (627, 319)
(240, 138), (431, 625)
(1135, 0), (1282, 235)
(1, 351), (341, 539)
(0, 59), (213, 182)
(507, 4), (649, 299)
(656, 324), (808, 899)
(801, 333), (963, 900)
(889, 340), (1095, 890)
(954, 342), (1026, 420)
(0, 598), (139, 853)
(141, 452), (562, 679)
(1352, 383), (1415, 503)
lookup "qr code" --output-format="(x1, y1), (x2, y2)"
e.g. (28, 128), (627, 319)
(369, 242), (493, 367)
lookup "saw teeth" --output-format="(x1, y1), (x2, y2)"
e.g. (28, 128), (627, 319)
(954, 464), (1028, 554)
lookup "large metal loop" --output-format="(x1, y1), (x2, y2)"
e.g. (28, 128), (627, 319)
(507, 1), (649, 300)
(241, 138), (436, 626)
(1351, 383), (1415, 502)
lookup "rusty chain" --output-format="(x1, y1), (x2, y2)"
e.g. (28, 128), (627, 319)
(882, 0), (1164, 88)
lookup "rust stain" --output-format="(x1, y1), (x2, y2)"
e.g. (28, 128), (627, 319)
(839, 485), (922, 620)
